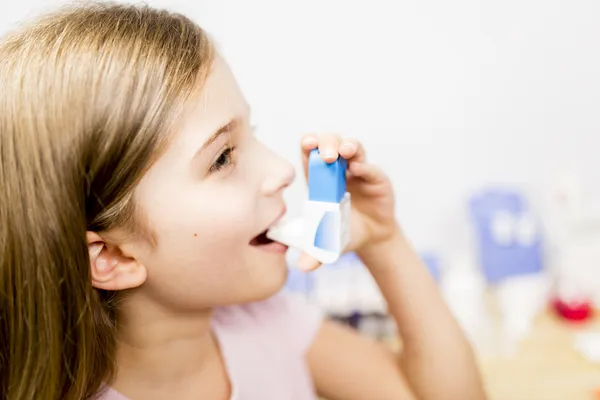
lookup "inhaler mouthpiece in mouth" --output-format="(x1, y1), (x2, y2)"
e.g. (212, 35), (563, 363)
(266, 149), (351, 265)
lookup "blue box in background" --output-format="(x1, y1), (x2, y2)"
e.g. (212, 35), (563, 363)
(469, 189), (544, 284)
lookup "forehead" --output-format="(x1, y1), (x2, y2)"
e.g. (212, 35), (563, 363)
(168, 56), (249, 154)
(194, 56), (248, 122)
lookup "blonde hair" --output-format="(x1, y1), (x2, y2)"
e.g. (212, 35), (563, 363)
(0, 2), (213, 398)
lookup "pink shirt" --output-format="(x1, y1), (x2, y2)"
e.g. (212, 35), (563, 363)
(97, 291), (323, 400)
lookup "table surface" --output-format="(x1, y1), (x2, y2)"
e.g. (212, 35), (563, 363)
(374, 309), (600, 400)
(319, 306), (600, 400)
(477, 310), (600, 400)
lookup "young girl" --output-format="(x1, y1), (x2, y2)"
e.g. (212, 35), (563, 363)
(0, 3), (485, 400)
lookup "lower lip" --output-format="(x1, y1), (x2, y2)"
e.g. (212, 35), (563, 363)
(255, 241), (288, 254)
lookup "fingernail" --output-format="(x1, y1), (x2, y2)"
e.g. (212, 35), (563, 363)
(340, 142), (356, 153)
(302, 136), (318, 146)
(321, 149), (337, 161)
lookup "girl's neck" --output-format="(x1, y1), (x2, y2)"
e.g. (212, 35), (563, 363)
(110, 294), (230, 399)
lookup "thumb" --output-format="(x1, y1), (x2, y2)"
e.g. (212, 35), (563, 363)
(297, 252), (322, 272)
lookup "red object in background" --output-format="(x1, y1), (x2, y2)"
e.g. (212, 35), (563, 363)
(552, 298), (593, 322)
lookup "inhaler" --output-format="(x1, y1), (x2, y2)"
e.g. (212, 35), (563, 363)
(267, 149), (351, 264)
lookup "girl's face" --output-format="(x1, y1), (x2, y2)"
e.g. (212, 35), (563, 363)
(124, 57), (296, 310)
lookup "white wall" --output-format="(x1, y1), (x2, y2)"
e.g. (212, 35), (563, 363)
(3, 0), (600, 258)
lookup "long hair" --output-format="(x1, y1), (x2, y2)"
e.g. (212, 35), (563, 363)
(0, 3), (213, 398)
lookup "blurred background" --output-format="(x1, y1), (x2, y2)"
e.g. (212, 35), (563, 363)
(4, 0), (600, 399)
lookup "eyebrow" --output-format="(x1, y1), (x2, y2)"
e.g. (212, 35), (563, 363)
(195, 118), (238, 157)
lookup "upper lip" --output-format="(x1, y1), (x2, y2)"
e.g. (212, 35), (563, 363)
(254, 205), (287, 238)
(269, 205), (287, 230)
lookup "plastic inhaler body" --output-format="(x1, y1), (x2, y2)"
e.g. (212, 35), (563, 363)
(266, 149), (351, 264)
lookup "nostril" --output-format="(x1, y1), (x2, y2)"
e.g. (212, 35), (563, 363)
(284, 166), (296, 187)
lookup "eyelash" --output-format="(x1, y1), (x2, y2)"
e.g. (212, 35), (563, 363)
(209, 146), (235, 173)
(207, 123), (255, 174)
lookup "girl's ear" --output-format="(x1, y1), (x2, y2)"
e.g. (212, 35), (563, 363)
(86, 231), (147, 291)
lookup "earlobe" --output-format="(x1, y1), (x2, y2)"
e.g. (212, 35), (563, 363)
(87, 231), (147, 291)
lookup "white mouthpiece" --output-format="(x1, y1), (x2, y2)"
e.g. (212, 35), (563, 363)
(266, 217), (307, 250)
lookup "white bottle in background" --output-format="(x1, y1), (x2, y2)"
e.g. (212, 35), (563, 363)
(496, 272), (550, 355)
(441, 253), (492, 354)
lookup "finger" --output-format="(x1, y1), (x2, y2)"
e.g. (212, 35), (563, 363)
(297, 252), (322, 272)
(338, 138), (366, 163)
(348, 161), (385, 183)
(301, 134), (319, 179)
(317, 134), (342, 163)
(301, 134), (319, 151)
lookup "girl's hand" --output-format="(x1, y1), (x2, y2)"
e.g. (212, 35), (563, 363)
(297, 134), (400, 271)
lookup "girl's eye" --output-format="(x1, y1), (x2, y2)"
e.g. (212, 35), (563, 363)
(210, 147), (235, 173)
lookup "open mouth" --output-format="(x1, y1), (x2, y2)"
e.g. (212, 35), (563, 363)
(248, 207), (289, 254)
(249, 229), (274, 246)
(249, 228), (287, 254)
